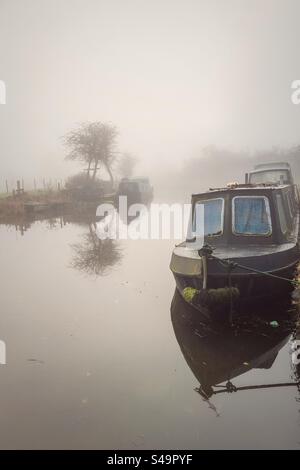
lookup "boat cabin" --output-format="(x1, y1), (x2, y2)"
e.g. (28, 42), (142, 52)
(246, 162), (294, 186)
(171, 182), (300, 317)
(191, 183), (299, 247)
(171, 181), (300, 317)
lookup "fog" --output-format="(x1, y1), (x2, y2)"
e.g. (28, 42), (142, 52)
(1, 0), (300, 193)
(1, 1), (300, 451)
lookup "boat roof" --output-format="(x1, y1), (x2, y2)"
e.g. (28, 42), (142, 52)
(192, 182), (290, 198)
(250, 168), (291, 174)
(250, 162), (291, 173)
(253, 161), (291, 169)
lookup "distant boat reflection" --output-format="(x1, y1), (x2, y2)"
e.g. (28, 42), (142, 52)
(171, 289), (299, 410)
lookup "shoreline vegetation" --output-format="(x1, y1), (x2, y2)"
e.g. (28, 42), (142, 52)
(0, 186), (115, 222)
(0, 120), (139, 222)
(0, 189), (64, 218)
(0, 120), (121, 221)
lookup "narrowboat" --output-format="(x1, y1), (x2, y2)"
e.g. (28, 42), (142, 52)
(246, 161), (294, 185)
(115, 177), (153, 205)
(170, 181), (300, 320)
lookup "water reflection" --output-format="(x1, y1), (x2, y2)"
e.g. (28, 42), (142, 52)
(1, 204), (152, 277)
(0, 211), (299, 448)
(1, 214), (123, 276)
(291, 319), (300, 400)
(68, 202), (148, 277)
(5, 214), (67, 236)
(171, 289), (299, 412)
(70, 222), (122, 276)
(4, 198), (150, 236)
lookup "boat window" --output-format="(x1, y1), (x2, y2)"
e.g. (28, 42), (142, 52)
(194, 198), (224, 236)
(249, 169), (290, 185)
(232, 196), (272, 236)
(276, 194), (288, 234)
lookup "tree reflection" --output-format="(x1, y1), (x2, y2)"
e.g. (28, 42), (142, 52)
(70, 223), (122, 276)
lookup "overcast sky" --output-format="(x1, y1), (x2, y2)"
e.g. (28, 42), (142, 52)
(1, 0), (300, 186)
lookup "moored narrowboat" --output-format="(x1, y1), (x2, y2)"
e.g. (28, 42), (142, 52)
(246, 161), (294, 185)
(115, 177), (153, 205)
(170, 181), (300, 320)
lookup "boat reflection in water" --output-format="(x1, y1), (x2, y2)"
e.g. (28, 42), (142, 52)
(171, 289), (300, 412)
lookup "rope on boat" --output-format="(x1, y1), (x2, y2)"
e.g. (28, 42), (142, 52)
(213, 257), (298, 286)
(195, 380), (300, 397)
(198, 245), (297, 286)
(197, 244), (298, 322)
(213, 380), (300, 394)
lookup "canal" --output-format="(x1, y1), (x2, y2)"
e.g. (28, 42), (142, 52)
(0, 213), (299, 449)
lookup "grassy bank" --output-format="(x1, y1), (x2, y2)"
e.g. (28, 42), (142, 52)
(0, 189), (67, 218)
(0, 187), (116, 221)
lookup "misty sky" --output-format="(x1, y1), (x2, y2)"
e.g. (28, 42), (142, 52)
(1, 0), (300, 186)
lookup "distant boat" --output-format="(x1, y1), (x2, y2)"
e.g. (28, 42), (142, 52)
(246, 161), (294, 185)
(170, 179), (300, 321)
(115, 177), (153, 205)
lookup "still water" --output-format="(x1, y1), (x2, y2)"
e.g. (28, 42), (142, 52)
(0, 214), (299, 449)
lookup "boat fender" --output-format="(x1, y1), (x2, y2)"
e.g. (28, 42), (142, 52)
(182, 286), (240, 307)
(182, 287), (198, 303)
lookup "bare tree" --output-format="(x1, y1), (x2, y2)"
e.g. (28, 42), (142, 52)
(98, 123), (119, 184)
(63, 122), (118, 182)
(117, 152), (138, 179)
